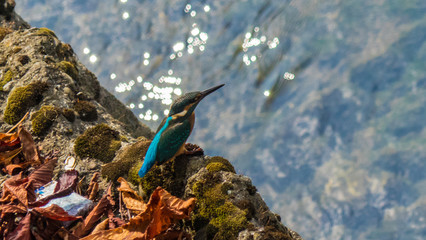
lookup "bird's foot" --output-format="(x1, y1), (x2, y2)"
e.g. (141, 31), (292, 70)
(184, 143), (204, 156)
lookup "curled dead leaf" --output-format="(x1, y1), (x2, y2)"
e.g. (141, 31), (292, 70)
(81, 187), (196, 240)
(117, 177), (146, 214)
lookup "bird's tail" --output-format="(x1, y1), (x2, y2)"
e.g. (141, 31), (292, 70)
(138, 157), (155, 178)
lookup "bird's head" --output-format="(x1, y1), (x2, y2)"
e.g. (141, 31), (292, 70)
(169, 84), (224, 120)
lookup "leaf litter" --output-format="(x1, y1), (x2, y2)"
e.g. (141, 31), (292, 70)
(0, 125), (196, 239)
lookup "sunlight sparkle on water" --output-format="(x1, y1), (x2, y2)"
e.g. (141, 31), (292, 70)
(184, 4), (191, 13)
(122, 12), (130, 20)
(83, 47), (90, 54)
(89, 55), (97, 63)
(120, 0), (127, 3)
(144, 52), (150, 58)
(204, 5), (211, 12)
(190, 11), (196, 17)
(191, 28), (200, 36)
(264, 90), (270, 97)
(143, 59), (150, 66)
(110, 73), (116, 80)
(164, 109), (170, 116)
(283, 72), (295, 80)
(200, 32), (208, 41)
(137, 76), (143, 82)
(173, 42), (185, 52)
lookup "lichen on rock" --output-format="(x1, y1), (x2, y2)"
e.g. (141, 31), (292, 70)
(74, 123), (122, 163)
(3, 81), (48, 124)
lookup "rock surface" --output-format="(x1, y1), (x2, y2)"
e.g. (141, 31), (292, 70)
(0, 4), (302, 240)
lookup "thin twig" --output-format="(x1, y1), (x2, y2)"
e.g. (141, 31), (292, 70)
(7, 111), (29, 133)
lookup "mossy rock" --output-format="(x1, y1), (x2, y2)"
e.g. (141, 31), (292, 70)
(137, 154), (189, 200)
(191, 177), (248, 240)
(0, 70), (13, 91)
(31, 105), (59, 136)
(74, 124), (121, 163)
(73, 100), (97, 121)
(0, 27), (12, 41)
(61, 108), (75, 122)
(35, 27), (57, 38)
(3, 81), (49, 124)
(57, 61), (78, 80)
(102, 140), (150, 181)
(206, 156), (235, 173)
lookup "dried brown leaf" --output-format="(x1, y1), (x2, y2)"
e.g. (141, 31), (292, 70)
(17, 125), (40, 165)
(81, 187), (196, 240)
(86, 172), (99, 200)
(0, 147), (22, 166)
(0, 173), (31, 206)
(0, 204), (26, 214)
(5, 213), (31, 240)
(117, 177), (146, 214)
(72, 185), (112, 237)
(0, 132), (20, 151)
(33, 204), (81, 221)
(28, 156), (57, 190)
(4, 164), (23, 176)
(90, 218), (109, 234)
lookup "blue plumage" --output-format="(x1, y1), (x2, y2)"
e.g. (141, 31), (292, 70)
(138, 84), (224, 178)
(138, 117), (172, 178)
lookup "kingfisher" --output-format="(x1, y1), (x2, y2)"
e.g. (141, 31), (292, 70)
(138, 84), (225, 178)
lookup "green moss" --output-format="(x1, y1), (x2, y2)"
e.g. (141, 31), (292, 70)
(101, 140), (150, 181)
(61, 108), (75, 122)
(0, 27), (12, 41)
(206, 156), (235, 173)
(3, 81), (49, 124)
(74, 124), (121, 163)
(206, 162), (235, 173)
(210, 202), (248, 240)
(0, 70), (13, 91)
(35, 27), (57, 38)
(191, 178), (248, 240)
(57, 61), (78, 80)
(73, 100), (97, 121)
(31, 105), (59, 136)
(138, 154), (189, 200)
(128, 161), (143, 185)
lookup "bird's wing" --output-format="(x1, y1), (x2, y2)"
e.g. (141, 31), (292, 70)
(155, 116), (168, 133)
(156, 119), (191, 164)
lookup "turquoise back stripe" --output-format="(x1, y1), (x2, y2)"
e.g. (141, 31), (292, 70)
(138, 116), (172, 177)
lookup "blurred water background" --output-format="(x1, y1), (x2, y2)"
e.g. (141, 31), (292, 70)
(16, 0), (426, 239)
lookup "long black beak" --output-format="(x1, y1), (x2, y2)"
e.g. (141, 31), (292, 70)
(199, 84), (225, 100)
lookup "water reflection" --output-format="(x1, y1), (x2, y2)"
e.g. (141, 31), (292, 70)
(17, 0), (426, 239)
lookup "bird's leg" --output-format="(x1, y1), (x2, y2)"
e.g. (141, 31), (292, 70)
(183, 143), (204, 156)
